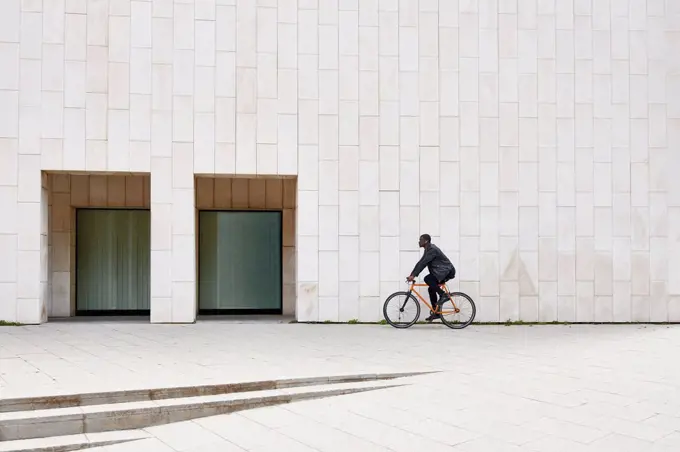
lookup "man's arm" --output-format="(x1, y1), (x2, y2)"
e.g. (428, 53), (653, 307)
(410, 247), (437, 277)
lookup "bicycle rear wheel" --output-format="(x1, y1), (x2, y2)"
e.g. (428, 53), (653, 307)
(383, 291), (421, 328)
(439, 292), (476, 329)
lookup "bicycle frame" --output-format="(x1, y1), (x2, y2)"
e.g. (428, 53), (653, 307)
(407, 282), (460, 315)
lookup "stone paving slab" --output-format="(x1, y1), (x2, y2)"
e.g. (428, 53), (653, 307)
(1, 323), (680, 451)
(0, 430), (149, 452)
(84, 382), (680, 452)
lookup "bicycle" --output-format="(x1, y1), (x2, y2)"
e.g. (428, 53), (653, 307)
(383, 278), (476, 329)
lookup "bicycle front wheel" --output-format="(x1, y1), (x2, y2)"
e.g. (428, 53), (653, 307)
(383, 291), (421, 328)
(439, 292), (476, 329)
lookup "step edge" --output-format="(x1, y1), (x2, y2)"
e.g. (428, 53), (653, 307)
(1, 380), (400, 423)
(0, 371), (433, 413)
(0, 384), (406, 442)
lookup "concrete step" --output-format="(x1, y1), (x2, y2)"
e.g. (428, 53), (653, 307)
(0, 371), (430, 413)
(0, 380), (405, 442)
(0, 430), (148, 452)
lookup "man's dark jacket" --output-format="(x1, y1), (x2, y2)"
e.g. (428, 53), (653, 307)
(411, 243), (455, 282)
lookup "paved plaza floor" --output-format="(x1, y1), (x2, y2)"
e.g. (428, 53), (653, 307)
(1, 322), (680, 451)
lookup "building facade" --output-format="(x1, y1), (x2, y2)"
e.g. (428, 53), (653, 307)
(0, 0), (679, 324)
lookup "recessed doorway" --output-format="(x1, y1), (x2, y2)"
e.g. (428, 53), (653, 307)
(76, 209), (151, 315)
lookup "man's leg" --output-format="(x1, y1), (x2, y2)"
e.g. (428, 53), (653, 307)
(424, 274), (439, 308)
(425, 274), (448, 302)
(424, 274), (444, 321)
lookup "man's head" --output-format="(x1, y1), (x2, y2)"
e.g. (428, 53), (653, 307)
(418, 234), (431, 248)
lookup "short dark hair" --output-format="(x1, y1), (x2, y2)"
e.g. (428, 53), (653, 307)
(420, 234), (431, 243)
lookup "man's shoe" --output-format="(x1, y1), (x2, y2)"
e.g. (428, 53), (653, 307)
(437, 293), (451, 306)
(425, 312), (440, 322)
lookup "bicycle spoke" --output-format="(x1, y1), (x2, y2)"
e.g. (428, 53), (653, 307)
(440, 295), (474, 325)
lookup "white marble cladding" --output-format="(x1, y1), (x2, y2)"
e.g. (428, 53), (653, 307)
(0, 0), (679, 324)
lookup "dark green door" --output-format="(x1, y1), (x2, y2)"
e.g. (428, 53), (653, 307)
(199, 211), (282, 313)
(76, 209), (151, 313)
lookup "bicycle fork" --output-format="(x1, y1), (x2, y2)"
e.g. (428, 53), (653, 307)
(399, 292), (411, 312)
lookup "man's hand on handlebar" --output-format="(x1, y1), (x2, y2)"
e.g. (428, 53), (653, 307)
(406, 275), (415, 283)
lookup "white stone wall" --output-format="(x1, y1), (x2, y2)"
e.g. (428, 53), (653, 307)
(0, 0), (679, 323)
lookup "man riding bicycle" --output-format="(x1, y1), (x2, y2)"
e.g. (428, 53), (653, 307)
(406, 234), (456, 322)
